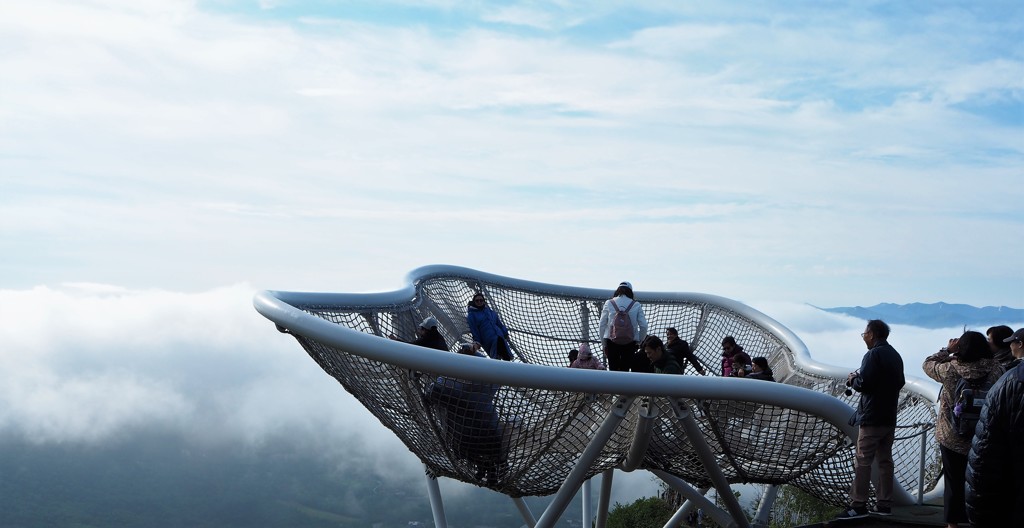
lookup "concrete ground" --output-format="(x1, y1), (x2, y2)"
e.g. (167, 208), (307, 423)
(796, 503), (948, 528)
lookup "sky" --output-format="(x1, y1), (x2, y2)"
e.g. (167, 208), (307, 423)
(1, 0), (1022, 307)
(1, 0), (1022, 515)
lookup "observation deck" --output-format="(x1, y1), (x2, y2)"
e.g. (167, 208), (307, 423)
(253, 265), (941, 528)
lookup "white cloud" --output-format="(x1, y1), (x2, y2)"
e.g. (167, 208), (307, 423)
(0, 285), (399, 453)
(0, 0), (1020, 307)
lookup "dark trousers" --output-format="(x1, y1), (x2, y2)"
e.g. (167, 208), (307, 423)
(940, 444), (969, 524)
(603, 339), (636, 372)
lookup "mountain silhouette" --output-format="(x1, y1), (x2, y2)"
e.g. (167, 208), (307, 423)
(815, 302), (1024, 329)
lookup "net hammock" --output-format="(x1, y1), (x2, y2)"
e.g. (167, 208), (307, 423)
(254, 265), (940, 516)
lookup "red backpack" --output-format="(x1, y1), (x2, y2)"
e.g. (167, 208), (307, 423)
(609, 299), (636, 344)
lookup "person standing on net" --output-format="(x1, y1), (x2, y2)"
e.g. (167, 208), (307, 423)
(599, 281), (648, 372)
(835, 319), (905, 521)
(467, 292), (513, 361)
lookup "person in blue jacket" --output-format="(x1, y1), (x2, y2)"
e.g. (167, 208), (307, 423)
(467, 292), (512, 361)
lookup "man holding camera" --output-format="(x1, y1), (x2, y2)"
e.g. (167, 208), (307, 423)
(836, 319), (906, 520)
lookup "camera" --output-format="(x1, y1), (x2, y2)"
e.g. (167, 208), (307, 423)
(844, 370), (859, 396)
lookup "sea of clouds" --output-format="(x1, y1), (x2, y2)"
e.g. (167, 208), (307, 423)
(1, 284), (1019, 505)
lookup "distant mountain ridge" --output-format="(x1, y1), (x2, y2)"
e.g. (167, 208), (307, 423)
(816, 302), (1024, 329)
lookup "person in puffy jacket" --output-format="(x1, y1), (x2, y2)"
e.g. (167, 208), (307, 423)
(425, 343), (505, 485)
(598, 281), (648, 372)
(569, 343), (605, 370)
(467, 292), (512, 361)
(966, 344), (1024, 527)
(922, 331), (1003, 528)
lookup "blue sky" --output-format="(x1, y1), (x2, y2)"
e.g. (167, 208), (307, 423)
(0, 0), (1022, 513)
(2, 0), (1021, 307)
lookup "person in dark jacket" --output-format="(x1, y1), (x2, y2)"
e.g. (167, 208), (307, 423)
(666, 327), (706, 375)
(720, 336), (751, 377)
(966, 359), (1024, 527)
(922, 331), (1002, 528)
(747, 357), (775, 382)
(390, 316), (449, 351)
(835, 319), (905, 520)
(425, 343), (505, 485)
(467, 293), (512, 361)
(1002, 327), (1024, 370)
(643, 336), (682, 375)
(986, 325), (1015, 370)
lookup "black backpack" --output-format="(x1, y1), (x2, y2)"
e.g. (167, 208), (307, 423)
(950, 376), (993, 437)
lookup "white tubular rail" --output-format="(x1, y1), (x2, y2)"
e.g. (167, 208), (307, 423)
(253, 265), (941, 527)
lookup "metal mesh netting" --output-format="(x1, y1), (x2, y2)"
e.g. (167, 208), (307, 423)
(281, 273), (940, 505)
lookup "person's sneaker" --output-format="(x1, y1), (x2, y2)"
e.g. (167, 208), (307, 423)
(834, 505), (869, 520)
(869, 504), (892, 516)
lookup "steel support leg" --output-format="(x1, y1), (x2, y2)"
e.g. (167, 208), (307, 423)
(752, 485), (778, 528)
(663, 484), (708, 528)
(652, 470), (734, 528)
(535, 396), (635, 528)
(582, 478), (592, 528)
(669, 399), (751, 528)
(423, 465), (448, 528)
(512, 497), (537, 528)
(622, 398), (658, 471)
(595, 468), (614, 528)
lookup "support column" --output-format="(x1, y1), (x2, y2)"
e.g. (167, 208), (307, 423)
(582, 478), (592, 528)
(752, 485), (779, 528)
(668, 398), (751, 528)
(595, 468), (614, 528)
(651, 470), (733, 528)
(423, 465), (448, 528)
(622, 398), (658, 472)
(535, 396), (635, 528)
(512, 497), (537, 527)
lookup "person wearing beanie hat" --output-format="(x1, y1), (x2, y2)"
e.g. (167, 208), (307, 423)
(570, 342), (605, 370)
(388, 315), (448, 351)
(748, 357), (775, 382)
(599, 281), (648, 372)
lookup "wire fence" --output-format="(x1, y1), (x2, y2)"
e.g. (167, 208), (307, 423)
(279, 272), (940, 505)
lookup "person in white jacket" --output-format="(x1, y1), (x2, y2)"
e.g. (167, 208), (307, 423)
(598, 281), (648, 372)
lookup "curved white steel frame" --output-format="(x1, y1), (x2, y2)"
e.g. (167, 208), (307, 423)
(253, 265), (941, 528)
